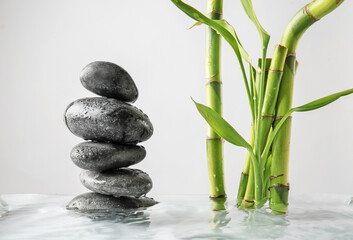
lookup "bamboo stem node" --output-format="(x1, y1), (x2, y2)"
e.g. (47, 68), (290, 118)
(305, 5), (320, 21)
(261, 114), (274, 119)
(205, 80), (223, 85)
(206, 72), (220, 79)
(270, 174), (284, 180)
(207, 9), (223, 16)
(207, 136), (224, 142)
(268, 183), (290, 191)
(209, 194), (227, 199)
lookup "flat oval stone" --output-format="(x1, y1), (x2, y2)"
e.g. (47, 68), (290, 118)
(80, 168), (152, 198)
(71, 142), (146, 172)
(64, 97), (153, 144)
(80, 61), (138, 102)
(66, 192), (157, 212)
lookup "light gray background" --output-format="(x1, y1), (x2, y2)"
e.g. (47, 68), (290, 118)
(0, 0), (352, 198)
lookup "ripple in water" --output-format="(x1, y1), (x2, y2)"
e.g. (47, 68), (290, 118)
(0, 194), (353, 240)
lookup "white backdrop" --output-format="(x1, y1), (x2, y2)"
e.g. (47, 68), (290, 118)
(0, 0), (352, 198)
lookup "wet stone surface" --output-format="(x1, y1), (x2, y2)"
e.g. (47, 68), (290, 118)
(80, 61), (138, 102)
(80, 168), (153, 198)
(71, 142), (146, 172)
(65, 61), (155, 212)
(66, 192), (157, 212)
(64, 97), (153, 144)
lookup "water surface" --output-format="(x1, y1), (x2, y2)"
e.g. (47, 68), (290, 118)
(0, 194), (352, 240)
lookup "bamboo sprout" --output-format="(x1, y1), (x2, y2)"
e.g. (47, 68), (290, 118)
(206, 0), (225, 198)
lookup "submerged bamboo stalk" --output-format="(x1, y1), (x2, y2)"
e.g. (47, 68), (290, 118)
(270, 0), (344, 213)
(238, 126), (253, 208)
(206, 0), (225, 198)
(238, 59), (271, 208)
(270, 56), (297, 214)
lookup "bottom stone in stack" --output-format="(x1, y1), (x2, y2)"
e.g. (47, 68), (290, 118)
(66, 192), (157, 212)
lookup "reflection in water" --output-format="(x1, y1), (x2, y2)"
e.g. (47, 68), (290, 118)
(1, 194), (353, 239)
(207, 197), (291, 240)
(0, 197), (8, 218)
(209, 197), (230, 231)
(69, 208), (151, 227)
(348, 197), (353, 206)
(241, 208), (289, 239)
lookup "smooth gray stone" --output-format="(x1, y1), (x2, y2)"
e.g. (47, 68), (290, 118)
(80, 168), (153, 198)
(80, 61), (138, 102)
(66, 192), (157, 212)
(71, 142), (146, 171)
(64, 97), (153, 144)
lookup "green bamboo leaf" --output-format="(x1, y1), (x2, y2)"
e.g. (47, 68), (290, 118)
(240, 0), (270, 46)
(192, 98), (251, 149)
(171, 0), (251, 64)
(214, 19), (251, 64)
(294, 88), (353, 112)
(188, 21), (202, 30)
(261, 87), (353, 161)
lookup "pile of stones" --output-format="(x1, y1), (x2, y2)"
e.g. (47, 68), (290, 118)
(64, 61), (157, 212)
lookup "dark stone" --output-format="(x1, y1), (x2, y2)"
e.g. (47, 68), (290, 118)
(80, 168), (153, 198)
(64, 97), (153, 144)
(71, 142), (146, 172)
(80, 61), (138, 102)
(66, 192), (157, 212)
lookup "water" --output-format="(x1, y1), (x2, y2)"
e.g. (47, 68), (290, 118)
(0, 194), (353, 240)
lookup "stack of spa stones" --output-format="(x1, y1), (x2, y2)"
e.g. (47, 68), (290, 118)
(64, 61), (157, 212)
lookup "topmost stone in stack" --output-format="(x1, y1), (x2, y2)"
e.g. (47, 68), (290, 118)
(65, 62), (153, 144)
(80, 61), (139, 103)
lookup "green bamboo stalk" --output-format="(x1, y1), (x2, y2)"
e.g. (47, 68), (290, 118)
(237, 59), (271, 207)
(281, 0), (344, 54)
(241, 160), (255, 208)
(255, 58), (272, 98)
(209, 197), (230, 229)
(269, 56), (297, 214)
(255, 45), (287, 161)
(206, 0), (225, 198)
(263, 153), (272, 198)
(270, 0), (344, 214)
(237, 125), (253, 207)
(209, 196), (227, 211)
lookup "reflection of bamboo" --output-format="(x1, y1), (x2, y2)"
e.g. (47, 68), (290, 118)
(206, 0), (226, 198)
(0, 197), (8, 218)
(241, 210), (289, 239)
(209, 197), (230, 230)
